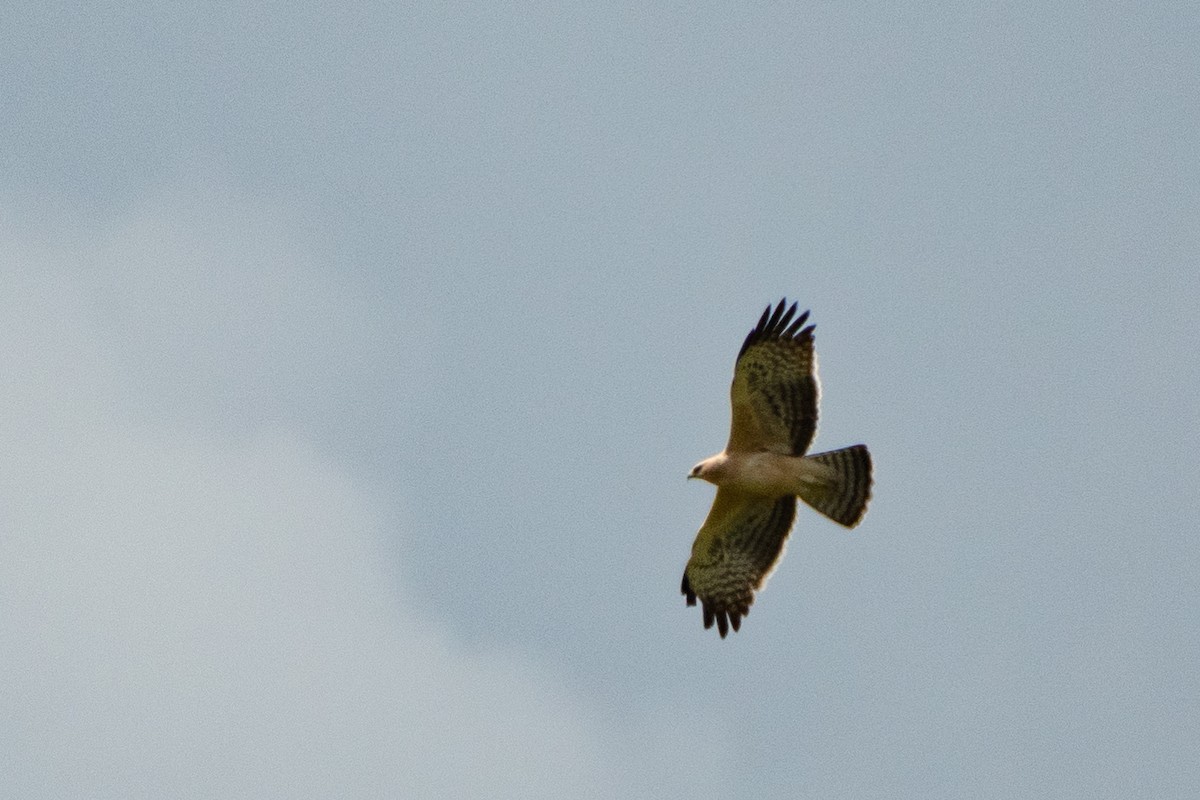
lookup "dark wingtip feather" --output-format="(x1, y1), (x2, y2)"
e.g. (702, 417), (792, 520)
(755, 302), (772, 331)
(766, 298), (790, 330)
(690, 596), (749, 639)
(684, 572), (756, 639)
(681, 573), (696, 606)
(737, 298), (814, 360)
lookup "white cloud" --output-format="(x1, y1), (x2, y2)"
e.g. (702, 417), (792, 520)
(0, 198), (621, 799)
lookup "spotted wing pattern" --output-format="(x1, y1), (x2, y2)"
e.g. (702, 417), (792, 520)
(727, 299), (820, 456)
(680, 490), (797, 638)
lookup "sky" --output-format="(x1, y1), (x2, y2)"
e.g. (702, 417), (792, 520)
(2, 2), (1198, 797)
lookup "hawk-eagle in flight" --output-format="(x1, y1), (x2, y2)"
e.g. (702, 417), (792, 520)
(681, 299), (872, 637)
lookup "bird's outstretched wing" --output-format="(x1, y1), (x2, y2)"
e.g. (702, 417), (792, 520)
(680, 489), (797, 638)
(727, 299), (819, 456)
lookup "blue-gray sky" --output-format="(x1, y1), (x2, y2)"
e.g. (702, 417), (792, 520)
(3, 3), (1198, 797)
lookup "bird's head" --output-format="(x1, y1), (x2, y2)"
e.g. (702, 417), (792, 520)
(687, 454), (725, 483)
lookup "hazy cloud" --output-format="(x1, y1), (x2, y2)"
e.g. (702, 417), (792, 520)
(0, 198), (624, 799)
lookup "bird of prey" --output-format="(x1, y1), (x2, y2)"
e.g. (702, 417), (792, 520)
(681, 299), (872, 637)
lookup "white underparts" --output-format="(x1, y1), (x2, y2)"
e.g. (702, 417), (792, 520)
(698, 450), (834, 496)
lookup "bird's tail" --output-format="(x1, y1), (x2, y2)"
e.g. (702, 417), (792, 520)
(797, 445), (872, 528)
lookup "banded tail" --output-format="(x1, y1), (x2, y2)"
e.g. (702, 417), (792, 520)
(798, 445), (872, 527)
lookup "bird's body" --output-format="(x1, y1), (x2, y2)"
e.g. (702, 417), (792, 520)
(689, 450), (834, 497)
(681, 299), (872, 638)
